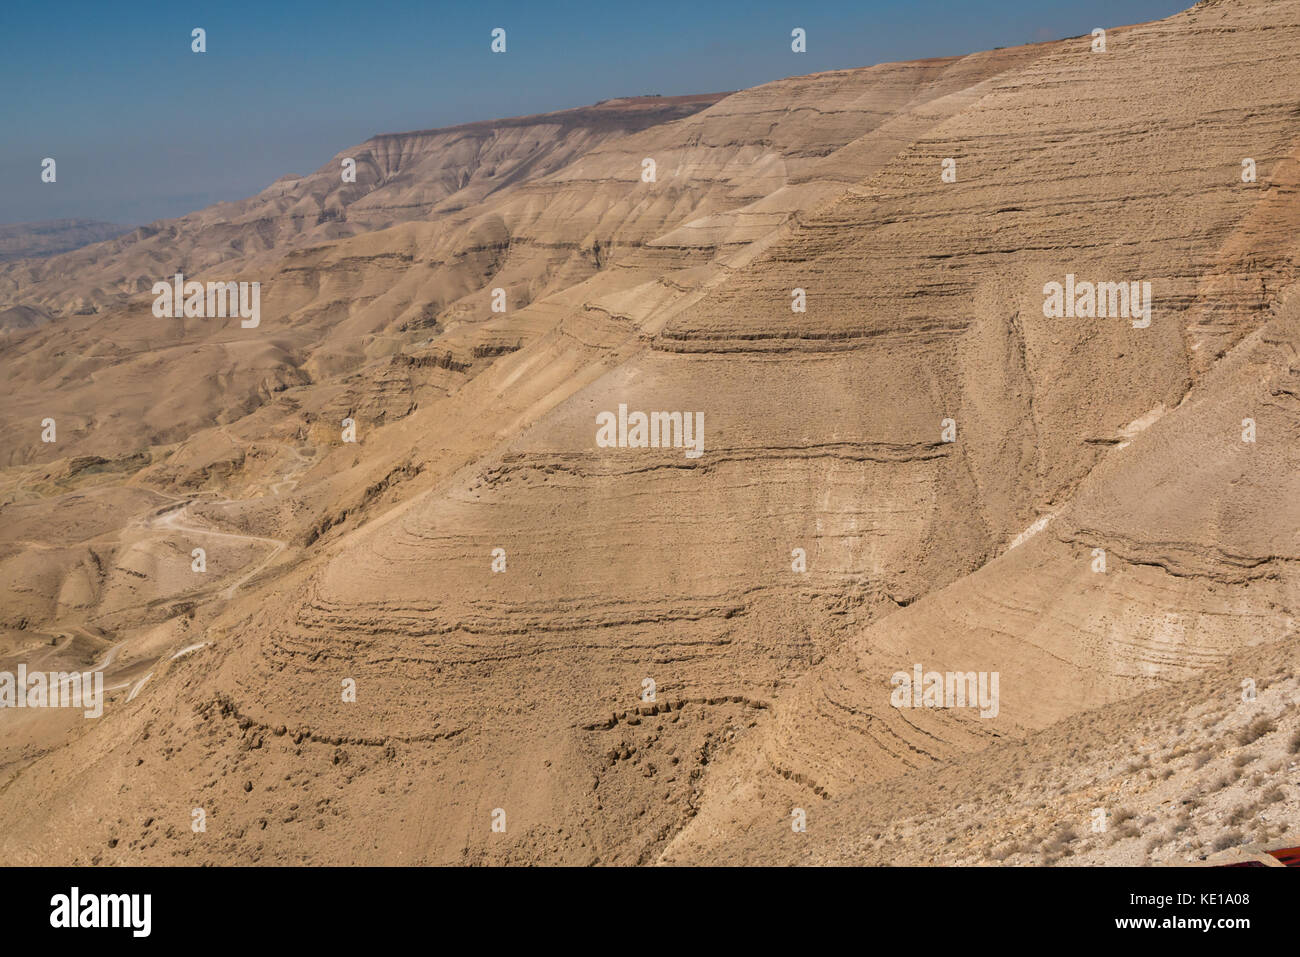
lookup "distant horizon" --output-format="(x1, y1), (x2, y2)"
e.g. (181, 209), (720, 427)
(2, 0), (1190, 227)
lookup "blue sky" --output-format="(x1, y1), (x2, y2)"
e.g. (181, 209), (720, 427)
(0, 0), (1190, 226)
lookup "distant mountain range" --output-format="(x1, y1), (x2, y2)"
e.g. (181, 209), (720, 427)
(0, 219), (132, 263)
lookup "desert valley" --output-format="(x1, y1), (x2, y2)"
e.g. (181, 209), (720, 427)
(0, 0), (1298, 867)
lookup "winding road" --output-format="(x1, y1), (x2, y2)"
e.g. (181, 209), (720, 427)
(11, 437), (313, 713)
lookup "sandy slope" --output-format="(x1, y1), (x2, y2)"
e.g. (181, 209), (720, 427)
(0, 0), (1297, 865)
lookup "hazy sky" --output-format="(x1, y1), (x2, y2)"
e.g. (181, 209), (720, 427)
(1, 0), (1189, 226)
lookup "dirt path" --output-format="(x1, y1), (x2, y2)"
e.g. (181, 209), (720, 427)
(148, 503), (287, 600)
(67, 494), (294, 710)
(268, 443), (315, 496)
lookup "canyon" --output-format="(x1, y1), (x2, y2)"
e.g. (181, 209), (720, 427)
(0, 0), (1297, 866)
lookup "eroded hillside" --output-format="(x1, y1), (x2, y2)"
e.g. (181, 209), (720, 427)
(0, 0), (1296, 866)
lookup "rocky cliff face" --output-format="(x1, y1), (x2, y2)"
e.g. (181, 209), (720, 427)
(0, 0), (1296, 866)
